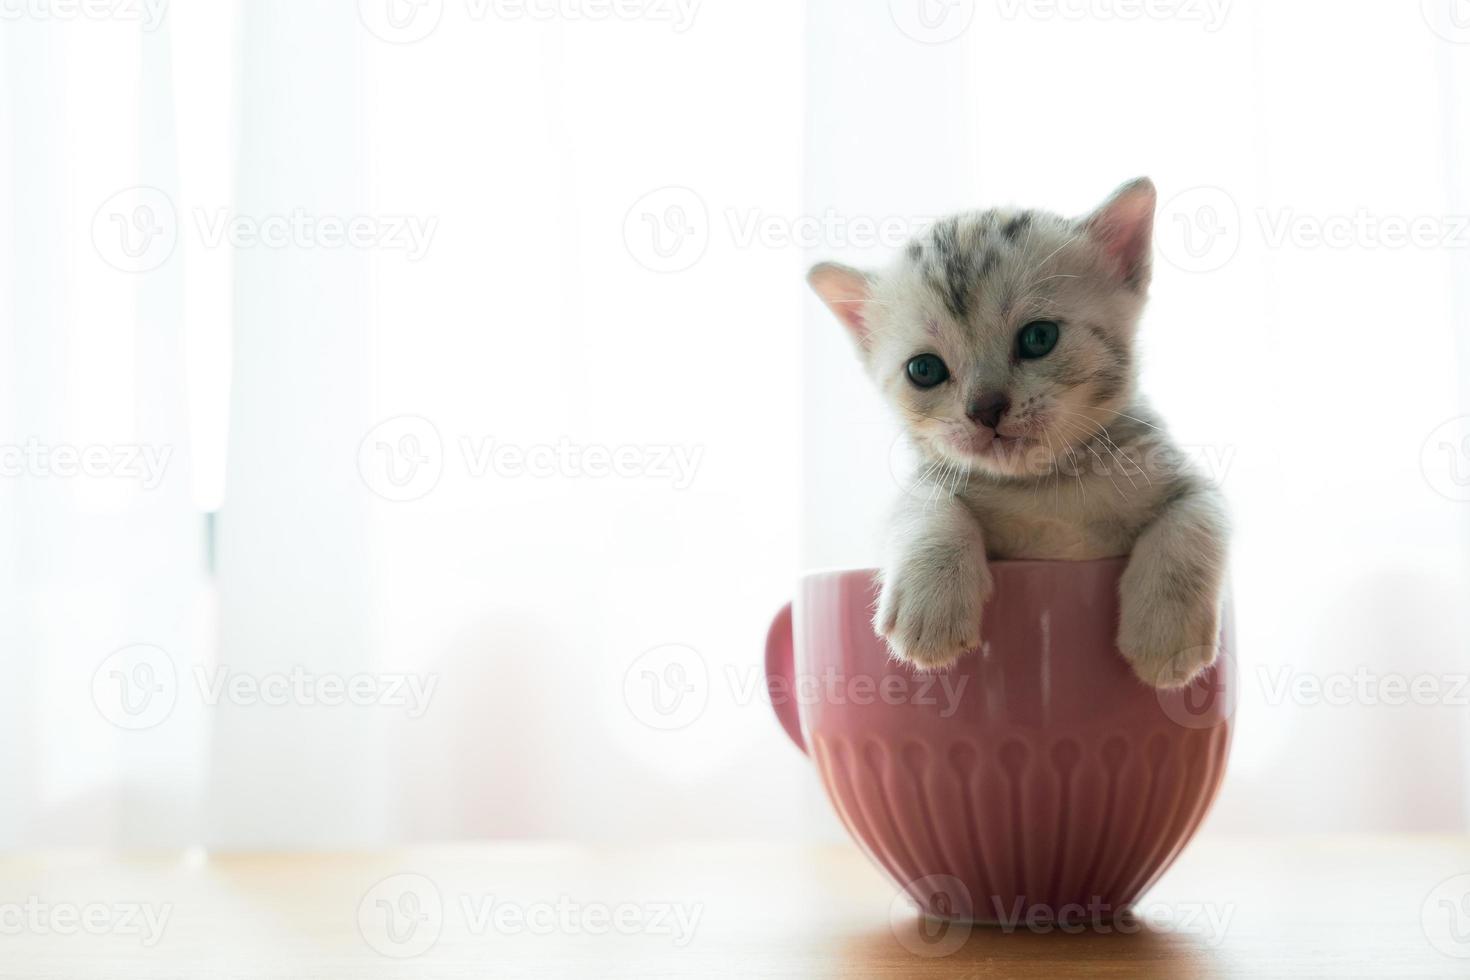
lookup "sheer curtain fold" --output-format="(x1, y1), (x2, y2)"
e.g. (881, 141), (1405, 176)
(2, 17), (204, 846)
(3, 0), (808, 848)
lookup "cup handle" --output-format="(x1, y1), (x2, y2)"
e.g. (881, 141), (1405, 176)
(764, 601), (806, 755)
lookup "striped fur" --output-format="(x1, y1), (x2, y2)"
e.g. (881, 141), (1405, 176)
(808, 178), (1229, 689)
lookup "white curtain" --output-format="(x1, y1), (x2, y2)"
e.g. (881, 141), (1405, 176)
(1, 0), (1466, 849)
(1, 0), (814, 848)
(0, 11), (207, 847)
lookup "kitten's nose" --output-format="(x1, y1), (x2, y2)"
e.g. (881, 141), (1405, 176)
(966, 392), (1011, 431)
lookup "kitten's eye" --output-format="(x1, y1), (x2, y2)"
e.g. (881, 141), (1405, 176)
(1017, 320), (1060, 360)
(905, 353), (950, 389)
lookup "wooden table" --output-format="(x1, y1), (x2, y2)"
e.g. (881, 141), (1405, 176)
(0, 837), (1465, 977)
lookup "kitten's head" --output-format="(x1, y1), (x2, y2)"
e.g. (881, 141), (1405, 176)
(809, 178), (1155, 479)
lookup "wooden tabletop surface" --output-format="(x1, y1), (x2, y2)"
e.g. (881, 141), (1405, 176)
(0, 836), (1466, 977)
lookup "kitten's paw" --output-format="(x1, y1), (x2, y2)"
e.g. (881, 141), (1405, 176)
(874, 557), (991, 670)
(1117, 592), (1221, 689)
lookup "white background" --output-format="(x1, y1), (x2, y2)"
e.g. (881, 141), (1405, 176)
(0, 0), (1467, 848)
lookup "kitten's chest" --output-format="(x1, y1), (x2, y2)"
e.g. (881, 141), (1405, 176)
(963, 480), (1145, 561)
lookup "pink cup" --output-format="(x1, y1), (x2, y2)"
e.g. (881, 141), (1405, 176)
(765, 557), (1233, 924)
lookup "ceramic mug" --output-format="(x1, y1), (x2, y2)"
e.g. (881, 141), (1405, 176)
(764, 557), (1233, 923)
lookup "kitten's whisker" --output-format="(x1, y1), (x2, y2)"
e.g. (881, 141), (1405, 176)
(1051, 410), (1144, 491)
(947, 454), (969, 499)
(911, 454), (945, 495)
(1036, 427), (1060, 510)
(928, 457), (962, 509)
(1088, 406), (1164, 432)
(1033, 233), (1082, 272)
(918, 455), (950, 505)
(1055, 427), (1087, 506)
(1088, 419), (1155, 488)
(1053, 417), (1126, 499)
(1096, 431), (1144, 490)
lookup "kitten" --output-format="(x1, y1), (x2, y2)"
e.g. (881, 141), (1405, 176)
(808, 178), (1227, 689)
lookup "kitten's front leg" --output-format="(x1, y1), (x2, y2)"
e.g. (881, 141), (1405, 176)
(1118, 484), (1229, 688)
(875, 492), (991, 670)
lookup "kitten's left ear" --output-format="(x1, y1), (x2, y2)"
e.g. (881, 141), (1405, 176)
(1080, 177), (1156, 288)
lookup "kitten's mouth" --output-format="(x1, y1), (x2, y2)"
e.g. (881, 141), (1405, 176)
(981, 434), (1033, 465)
(948, 429), (1031, 461)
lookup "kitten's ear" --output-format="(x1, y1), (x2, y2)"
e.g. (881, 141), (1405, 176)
(807, 262), (876, 350)
(1080, 177), (1156, 288)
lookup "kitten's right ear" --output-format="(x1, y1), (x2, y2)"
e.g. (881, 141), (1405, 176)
(1080, 177), (1156, 288)
(807, 262), (875, 350)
